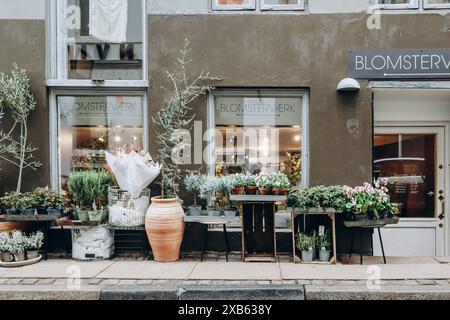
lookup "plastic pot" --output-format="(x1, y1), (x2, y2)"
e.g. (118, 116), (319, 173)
(223, 207), (237, 218)
(258, 188), (271, 195)
(207, 207), (222, 217)
(26, 250), (40, 260)
(21, 209), (35, 216)
(301, 250), (313, 263)
(188, 205), (202, 216)
(319, 249), (331, 262)
(0, 252), (14, 263)
(14, 252), (26, 262)
(88, 211), (103, 222)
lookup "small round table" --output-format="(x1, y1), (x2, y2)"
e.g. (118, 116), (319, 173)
(191, 217), (231, 262)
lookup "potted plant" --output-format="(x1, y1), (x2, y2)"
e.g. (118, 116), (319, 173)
(30, 187), (64, 216)
(343, 179), (398, 221)
(242, 174), (258, 195)
(318, 231), (332, 262)
(217, 176), (238, 218)
(257, 175), (272, 195)
(183, 173), (206, 216)
(288, 185), (347, 212)
(0, 232), (14, 262)
(199, 176), (222, 217)
(68, 170), (114, 222)
(231, 174), (246, 195)
(10, 231), (26, 262)
(296, 232), (315, 263)
(270, 172), (290, 196)
(25, 231), (43, 260)
(146, 39), (219, 262)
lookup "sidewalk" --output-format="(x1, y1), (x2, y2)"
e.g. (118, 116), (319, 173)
(1, 254), (450, 300)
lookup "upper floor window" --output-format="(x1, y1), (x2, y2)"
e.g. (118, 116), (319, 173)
(211, 0), (305, 11)
(260, 0), (305, 10)
(372, 0), (419, 9)
(212, 0), (256, 10)
(424, 0), (450, 9)
(51, 0), (146, 82)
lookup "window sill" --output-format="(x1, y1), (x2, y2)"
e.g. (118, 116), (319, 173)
(46, 79), (149, 88)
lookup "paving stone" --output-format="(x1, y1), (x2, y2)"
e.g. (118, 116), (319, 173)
(53, 279), (68, 286)
(118, 280), (137, 285)
(297, 280), (312, 285)
(433, 280), (448, 286)
(282, 280), (297, 285)
(6, 279), (22, 285)
(36, 279), (56, 285)
(196, 280), (212, 286)
(271, 280), (283, 285)
(85, 278), (102, 285)
(101, 279), (119, 285)
(0, 279), (8, 285)
(152, 280), (169, 286)
(182, 280), (198, 286)
(338, 280), (358, 285)
(136, 280), (154, 285)
(257, 281), (271, 285)
(20, 279), (38, 285)
(417, 280), (437, 285)
(311, 280), (327, 285)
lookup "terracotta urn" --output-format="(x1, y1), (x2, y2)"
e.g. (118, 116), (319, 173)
(245, 186), (258, 195)
(145, 196), (185, 262)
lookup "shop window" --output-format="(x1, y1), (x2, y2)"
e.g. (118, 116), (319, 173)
(372, 0), (419, 9)
(55, 94), (146, 188)
(211, 90), (308, 186)
(212, 0), (256, 10)
(55, 0), (145, 81)
(373, 134), (436, 218)
(424, 0), (450, 9)
(260, 0), (305, 10)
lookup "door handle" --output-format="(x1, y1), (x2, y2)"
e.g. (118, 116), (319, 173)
(439, 200), (445, 220)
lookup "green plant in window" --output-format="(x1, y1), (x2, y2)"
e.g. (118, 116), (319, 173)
(153, 39), (221, 199)
(68, 170), (114, 210)
(0, 64), (42, 193)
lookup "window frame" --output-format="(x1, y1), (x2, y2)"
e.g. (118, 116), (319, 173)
(260, 0), (305, 11)
(211, 0), (257, 11)
(47, 0), (148, 88)
(207, 88), (310, 187)
(49, 89), (149, 190)
(371, 0), (419, 9)
(423, 0), (450, 9)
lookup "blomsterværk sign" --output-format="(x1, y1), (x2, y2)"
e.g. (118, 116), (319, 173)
(349, 49), (450, 79)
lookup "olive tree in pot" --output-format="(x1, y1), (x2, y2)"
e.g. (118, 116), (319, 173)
(146, 39), (220, 262)
(183, 173), (206, 216)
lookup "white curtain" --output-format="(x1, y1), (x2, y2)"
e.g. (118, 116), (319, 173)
(89, 0), (128, 43)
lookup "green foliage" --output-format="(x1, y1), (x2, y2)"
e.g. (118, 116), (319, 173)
(0, 64), (42, 193)
(68, 170), (114, 210)
(270, 172), (290, 189)
(184, 173), (206, 194)
(256, 175), (272, 189)
(295, 232), (315, 252)
(288, 185), (347, 211)
(318, 231), (331, 251)
(153, 39), (220, 198)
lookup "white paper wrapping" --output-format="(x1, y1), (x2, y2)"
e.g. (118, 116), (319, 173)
(71, 226), (113, 260)
(106, 151), (161, 198)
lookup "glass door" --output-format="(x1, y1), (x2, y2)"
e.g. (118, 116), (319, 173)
(373, 126), (445, 256)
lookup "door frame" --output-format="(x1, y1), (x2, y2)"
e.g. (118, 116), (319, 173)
(374, 123), (447, 256)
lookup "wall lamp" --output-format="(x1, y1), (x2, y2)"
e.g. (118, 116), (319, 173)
(337, 78), (360, 93)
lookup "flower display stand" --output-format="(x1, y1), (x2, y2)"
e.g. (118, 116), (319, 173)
(2, 214), (59, 260)
(230, 195), (287, 263)
(344, 216), (399, 265)
(291, 209), (339, 264)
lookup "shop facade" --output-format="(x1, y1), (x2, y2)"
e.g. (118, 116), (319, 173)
(1, 0), (450, 256)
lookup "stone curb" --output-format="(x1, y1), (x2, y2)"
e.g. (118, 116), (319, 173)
(305, 285), (450, 300)
(2, 284), (450, 300)
(0, 285), (101, 300)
